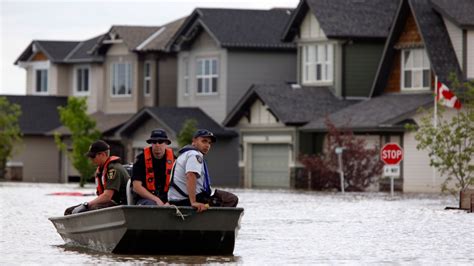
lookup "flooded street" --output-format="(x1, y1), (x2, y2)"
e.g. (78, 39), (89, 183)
(1, 182), (473, 264)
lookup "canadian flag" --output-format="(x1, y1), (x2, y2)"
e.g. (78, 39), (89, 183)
(436, 81), (461, 110)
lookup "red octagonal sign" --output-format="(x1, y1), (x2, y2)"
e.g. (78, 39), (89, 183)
(380, 143), (404, 165)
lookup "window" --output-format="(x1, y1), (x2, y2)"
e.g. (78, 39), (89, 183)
(302, 44), (333, 84)
(183, 58), (189, 95)
(144, 61), (151, 96)
(75, 67), (89, 95)
(111, 62), (132, 96)
(402, 49), (430, 90)
(35, 69), (48, 93)
(196, 58), (218, 95)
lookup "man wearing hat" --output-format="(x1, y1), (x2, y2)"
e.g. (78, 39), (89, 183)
(168, 129), (238, 212)
(64, 140), (130, 215)
(131, 129), (175, 205)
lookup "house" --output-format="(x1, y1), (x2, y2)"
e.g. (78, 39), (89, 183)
(223, 0), (400, 188)
(302, 0), (471, 192)
(170, 8), (298, 123)
(2, 95), (67, 182)
(115, 107), (238, 186)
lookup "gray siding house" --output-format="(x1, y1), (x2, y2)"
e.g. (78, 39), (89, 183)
(170, 8), (297, 123)
(223, 0), (399, 189)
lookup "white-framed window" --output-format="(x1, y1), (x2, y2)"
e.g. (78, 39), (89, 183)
(143, 61), (151, 96)
(35, 69), (48, 94)
(75, 66), (90, 96)
(401, 49), (430, 90)
(183, 57), (189, 96)
(111, 62), (132, 96)
(196, 58), (218, 95)
(302, 43), (333, 84)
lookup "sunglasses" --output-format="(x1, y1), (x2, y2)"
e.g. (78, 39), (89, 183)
(149, 140), (167, 144)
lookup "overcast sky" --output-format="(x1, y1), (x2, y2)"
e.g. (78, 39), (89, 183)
(0, 0), (299, 95)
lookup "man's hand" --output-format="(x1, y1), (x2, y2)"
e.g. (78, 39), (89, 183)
(191, 202), (209, 212)
(72, 203), (88, 214)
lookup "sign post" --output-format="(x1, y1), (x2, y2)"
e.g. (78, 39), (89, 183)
(335, 147), (345, 194)
(380, 143), (404, 197)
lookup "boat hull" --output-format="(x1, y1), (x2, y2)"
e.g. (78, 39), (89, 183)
(49, 205), (244, 255)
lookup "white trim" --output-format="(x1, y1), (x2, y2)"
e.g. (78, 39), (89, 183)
(103, 39), (123, 44)
(143, 61), (152, 96)
(73, 65), (91, 96)
(196, 57), (219, 95)
(110, 62), (133, 97)
(136, 27), (166, 51)
(401, 48), (431, 91)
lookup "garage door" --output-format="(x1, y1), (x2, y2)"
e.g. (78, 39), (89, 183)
(251, 144), (290, 188)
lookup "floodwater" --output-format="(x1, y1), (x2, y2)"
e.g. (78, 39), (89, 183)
(1, 182), (473, 265)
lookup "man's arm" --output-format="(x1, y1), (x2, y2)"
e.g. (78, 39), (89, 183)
(133, 180), (165, 206)
(88, 189), (115, 207)
(186, 172), (208, 212)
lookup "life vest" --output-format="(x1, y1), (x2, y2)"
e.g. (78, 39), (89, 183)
(144, 147), (175, 193)
(95, 156), (121, 195)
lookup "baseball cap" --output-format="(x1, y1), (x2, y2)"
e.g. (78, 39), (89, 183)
(193, 129), (216, 143)
(85, 140), (110, 158)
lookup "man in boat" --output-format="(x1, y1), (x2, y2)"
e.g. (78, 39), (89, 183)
(64, 140), (130, 215)
(168, 129), (238, 212)
(131, 129), (175, 205)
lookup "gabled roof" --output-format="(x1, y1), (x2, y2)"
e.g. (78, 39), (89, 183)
(3, 95), (67, 135)
(15, 40), (79, 64)
(116, 107), (237, 138)
(371, 0), (463, 96)
(430, 0), (474, 28)
(139, 17), (187, 52)
(171, 8), (296, 50)
(301, 92), (433, 132)
(283, 0), (400, 41)
(64, 34), (105, 62)
(223, 84), (357, 127)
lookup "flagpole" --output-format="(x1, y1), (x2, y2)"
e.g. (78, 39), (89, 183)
(432, 76), (438, 186)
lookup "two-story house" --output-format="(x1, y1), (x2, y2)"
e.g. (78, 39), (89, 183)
(223, 0), (400, 188)
(170, 8), (298, 123)
(302, 0), (471, 192)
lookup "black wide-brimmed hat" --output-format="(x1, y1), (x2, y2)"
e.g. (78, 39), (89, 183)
(146, 129), (171, 144)
(193, 129), (216, 143)
(85, 140), (110, 157)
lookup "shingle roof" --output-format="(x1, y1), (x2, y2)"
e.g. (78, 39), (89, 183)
(302, 93), (433, 131)
(140, 17), (187, 52)
(64, 34), (105, 62)
(3, 95), (67, 135)
(371, 0), (463, 96)
(15, 40), (79, 64)
(172, 8), (296, 50)
(117, 107), (237, 138)
(283, 0), (400, 41)
(430, 0), (474, 27)
(224, 84), (357, 126)
(110, 25), (161, 50)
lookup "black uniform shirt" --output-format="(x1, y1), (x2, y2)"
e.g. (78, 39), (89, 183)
(132, 147), (167, 199)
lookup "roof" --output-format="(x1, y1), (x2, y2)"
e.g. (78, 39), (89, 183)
(302, 92), (433, 131)
(2, 95), (67, 135)
(15, 40), (79, 64)
(430, 0), (474, 28)
(224, 84), (357, 126)
(64, 34), (105, 62)
(283, 0), (400, 41)
(117, 107), (237, 138)
(371, 0), (463, 96)
(172, 8), (296, 50)
(50, 112), (134, 136)
(109, 25), (161, 50)
(140, 17), (187, 52)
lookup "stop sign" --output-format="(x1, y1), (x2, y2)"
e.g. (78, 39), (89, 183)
(380, 143), (404, 165)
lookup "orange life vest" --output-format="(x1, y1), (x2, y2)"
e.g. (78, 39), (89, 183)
(144, 147), (175, 193)
(95, 156), (121, 195)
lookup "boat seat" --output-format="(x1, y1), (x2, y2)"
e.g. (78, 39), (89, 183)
(126, 179), (135, 205)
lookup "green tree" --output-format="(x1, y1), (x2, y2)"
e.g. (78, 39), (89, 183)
(177, 119), (198, 148)
(0, 97), (22, 179)
(408, 76), (474, 195)
(55, 97), (101, 187)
